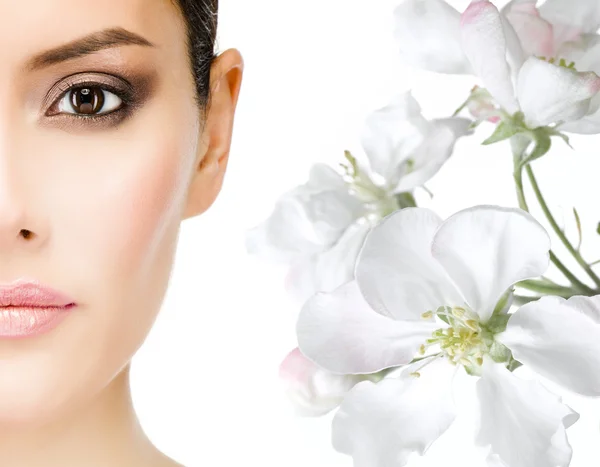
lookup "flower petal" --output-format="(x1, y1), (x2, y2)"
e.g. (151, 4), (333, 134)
(502, 0), (555, 57)
(556, 39), (600, 133)
(246, 164), (364, 261)
(332, 358), (457, 467)
(393, 0), (472, 74)
(361, 91), (429, 182)
(557, 111), (600, 134)
(540, 0), (600, 35)
(498, 294), (600, 396)
(296, 280), (437, 375)
(279, 347), (364, 417)
(460, 0), (524, 114)
(476, 360), (579, 467)
(517, 56), (600, 128)
(356, 207), (463, 321)
(285, 221), (371, 303)
(556, 32), (600, 66)
(431, 206), (550, 322)
(486, 453), (509, 467)
(393, 117), (472, 193)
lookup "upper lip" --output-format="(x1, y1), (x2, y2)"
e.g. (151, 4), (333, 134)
(0, 279), (75, 307)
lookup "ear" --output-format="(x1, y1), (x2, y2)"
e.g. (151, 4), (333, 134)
(182, 48), (244, 219)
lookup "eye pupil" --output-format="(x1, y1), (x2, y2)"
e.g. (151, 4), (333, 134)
(70, 87), (104, 115)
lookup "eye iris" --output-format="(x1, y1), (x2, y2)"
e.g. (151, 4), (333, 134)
(70, 87), (105, 115)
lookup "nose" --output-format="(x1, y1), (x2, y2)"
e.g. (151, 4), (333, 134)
(0, 151), (42, 248)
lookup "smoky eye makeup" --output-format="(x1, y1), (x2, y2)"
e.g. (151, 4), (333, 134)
(42, 70), (157, 130)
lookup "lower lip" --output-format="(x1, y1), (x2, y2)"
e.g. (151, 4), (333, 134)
(0, 304), (76, 338)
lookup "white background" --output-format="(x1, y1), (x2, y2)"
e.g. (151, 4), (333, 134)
(131, 0), (600, 465)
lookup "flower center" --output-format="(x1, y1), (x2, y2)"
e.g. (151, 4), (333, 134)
(411, 306), (492, 377)
(537, 55), (577, 70)
(340, 150), (416, 219)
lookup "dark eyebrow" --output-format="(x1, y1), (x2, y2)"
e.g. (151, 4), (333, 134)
(24, 26), (156, 72)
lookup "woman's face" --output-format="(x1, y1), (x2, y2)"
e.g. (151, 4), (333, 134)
(0, 0), (242, 427)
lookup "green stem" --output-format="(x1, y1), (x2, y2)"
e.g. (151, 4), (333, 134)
(548, 252), (595, 294)
(516, 279), (582, 298)
(525, 164), (600, 290)
(539, 275), (561, 287)
(512, 145), (595, 294)
(513, 164), (529, 211)
(512, 294), (541, 306)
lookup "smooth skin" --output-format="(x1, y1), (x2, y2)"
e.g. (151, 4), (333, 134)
(0, 0), (243, 466)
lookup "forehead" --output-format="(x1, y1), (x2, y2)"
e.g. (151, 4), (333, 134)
(0, 0), (185, 68)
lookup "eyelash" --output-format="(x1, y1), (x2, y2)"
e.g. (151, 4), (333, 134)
(48, 80), (136, 125)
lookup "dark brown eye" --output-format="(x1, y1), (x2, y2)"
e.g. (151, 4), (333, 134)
(58, 86), (123, 116)
(71, 87), (104, 114)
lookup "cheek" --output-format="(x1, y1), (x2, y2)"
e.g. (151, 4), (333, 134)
(43, 121), (197, 408)
(65, 130), (192, 347)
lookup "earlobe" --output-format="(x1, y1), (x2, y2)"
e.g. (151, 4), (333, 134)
(182, 48), (244, 220)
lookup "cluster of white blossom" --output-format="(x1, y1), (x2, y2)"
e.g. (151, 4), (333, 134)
(247, 1), (600, 466)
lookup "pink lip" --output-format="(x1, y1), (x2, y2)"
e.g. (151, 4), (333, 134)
(0, 278), (76, 338)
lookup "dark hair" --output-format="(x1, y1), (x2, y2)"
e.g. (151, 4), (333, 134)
(171, 0), (219, 119)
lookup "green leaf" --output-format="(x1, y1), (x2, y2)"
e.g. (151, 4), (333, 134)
(489, 341), (512, 363)
(486, 314), (511, 333)
(549, 130), (573, 149)
(482, 120), (524, 145)
(507, 358), (523, 372)
(521, 128), (552, 165)
(395, 191), (417, 209)
(597, 221), (600, 235)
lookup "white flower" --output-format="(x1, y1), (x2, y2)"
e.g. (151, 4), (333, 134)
(394, 0), (600, 130)
(539, 0), (600, 48)
(297, 205), (600, 467)
(246, 91), (470, 302)
(278, 347), (367, 417)
(461, 0), (600, 129)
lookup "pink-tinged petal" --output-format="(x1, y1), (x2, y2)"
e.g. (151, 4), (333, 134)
(278, 348), (364, 417)
(332, 359), (457, 467)
(467, 86), (502, 122)
(460, 0), (523, 114)
(502, 0), (555, 57)
(431, 206), (550, 323)
(355, 208), (464, 321)
(498, 294), (600, 396)
(296, 281), (437, 375)
(393, 0), (472, 74)
(540, 0), (600, 35)
(476, 360), (579, 467)
(517, 56), (600, 128)
(552, 25), (585, 53)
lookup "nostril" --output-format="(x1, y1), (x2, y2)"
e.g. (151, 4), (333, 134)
(20, 229), (32, 239)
